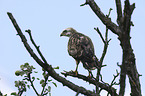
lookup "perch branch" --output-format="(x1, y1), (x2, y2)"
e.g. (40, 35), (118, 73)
(7, 12), (97, 96)
(61, 71), (118, 96)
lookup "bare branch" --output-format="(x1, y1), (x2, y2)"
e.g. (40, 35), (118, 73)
(25, 29), (48, 64)
(94, 28), (105, 44)
(85, 0), (121, 35)
(94, 8), (112, 94)
(110, 70), (120, 87)
(7, 12), (98, 96)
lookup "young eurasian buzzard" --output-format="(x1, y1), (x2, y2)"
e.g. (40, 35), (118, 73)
(60, 28), (99, 76)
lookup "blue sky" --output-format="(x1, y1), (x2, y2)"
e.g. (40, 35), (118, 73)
(0, 0), (145, 96)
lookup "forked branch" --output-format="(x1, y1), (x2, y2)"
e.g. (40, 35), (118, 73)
(61, 71), (118, 96)
(81, 0), (121, 35)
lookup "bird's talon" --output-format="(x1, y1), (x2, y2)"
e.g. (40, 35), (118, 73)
(70, 70), (74, 72)
(87, 75), (92, 78)
(74, 71), (78, 75)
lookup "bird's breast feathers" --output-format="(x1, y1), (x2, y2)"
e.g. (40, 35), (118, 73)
(68, 33), (94, 59)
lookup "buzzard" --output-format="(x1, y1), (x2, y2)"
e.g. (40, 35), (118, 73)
(60, 27), (99, 76)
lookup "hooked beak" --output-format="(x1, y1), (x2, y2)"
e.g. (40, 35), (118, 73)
(60, 33), (63, 37)
(60, 30), (65, 37)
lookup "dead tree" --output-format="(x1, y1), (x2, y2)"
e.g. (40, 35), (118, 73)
(7, 0), (142, 96)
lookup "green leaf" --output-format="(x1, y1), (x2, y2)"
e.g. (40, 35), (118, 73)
(42, 83), (45, 87)
(32, 77), (35, 80)
(20, 65), (24, 69)
(40, 79), (44, 84)
(48, 86), (51, 92)
(24, 63), (29, 66)
(27, 85), (30, 89)
(14, 81), (19, 87)
(25, 81), (27, 84)
(52, 82), (57, 87)
(44, 74), (49, 79)
(49, 93), (51, 96)
(48, 79), (52, 82)
(11, 92), (17, 95)
(30, 65), (35, 69)
(34, 71), (38, 73)
(53, 66), (59, 69)
(15, 70), (21, 76)
(37, 78), (40, 80)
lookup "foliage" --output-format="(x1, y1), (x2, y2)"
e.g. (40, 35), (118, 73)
(0, 91), (7, 96)
(10, 63), (58, 96)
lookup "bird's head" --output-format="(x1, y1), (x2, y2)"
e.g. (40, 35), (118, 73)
(60, 27), (77, 37)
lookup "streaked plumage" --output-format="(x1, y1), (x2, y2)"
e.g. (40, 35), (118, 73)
(60, 27), (99, 76)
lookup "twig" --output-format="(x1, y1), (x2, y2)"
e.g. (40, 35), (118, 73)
(100, 74), (109, 86)
(40, 72), (49, 95)
(25, 29), (48, 65)
(80, 2), (87, 6)
(27, 73), (39, 96)
(105, 70), (119, 96)
(94, 28), (105, 44)
(110, 70), (120, 86)
(99, 28), (110, 64)
(95, 8), (112, 94)
(106, 8), (113, 18)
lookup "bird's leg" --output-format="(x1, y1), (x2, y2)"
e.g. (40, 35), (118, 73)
(74, 60), (79, 75)
(88, 70), (93, 78)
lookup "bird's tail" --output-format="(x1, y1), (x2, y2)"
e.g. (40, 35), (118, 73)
(93, 55), (101, 69)
(82, 55), (100, 70)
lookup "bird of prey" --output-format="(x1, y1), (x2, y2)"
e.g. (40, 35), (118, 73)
(60, 27), (99, 76)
